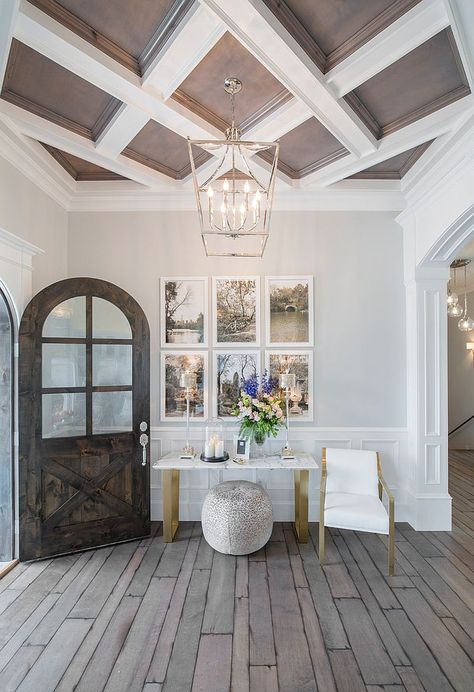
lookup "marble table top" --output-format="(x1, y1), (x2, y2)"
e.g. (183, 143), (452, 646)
(153, 452), (319, 470)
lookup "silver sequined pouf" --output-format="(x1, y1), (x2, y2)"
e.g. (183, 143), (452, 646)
(201, 480), (273, 555)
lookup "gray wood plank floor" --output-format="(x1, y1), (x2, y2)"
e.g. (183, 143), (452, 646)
(1, 452), (473, 691)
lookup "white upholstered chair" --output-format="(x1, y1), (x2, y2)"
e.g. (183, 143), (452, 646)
(319, 447), (395, 575)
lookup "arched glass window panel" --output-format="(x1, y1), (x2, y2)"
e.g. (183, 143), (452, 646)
(0, 288), (13, 560)
(43, 297), (86, 338)
(93, 298), (132, 339)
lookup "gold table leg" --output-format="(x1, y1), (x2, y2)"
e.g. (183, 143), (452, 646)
(294, 469), (309, 543)
(162, 469), (180, 542)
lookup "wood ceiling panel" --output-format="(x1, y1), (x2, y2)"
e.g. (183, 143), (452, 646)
(173, 32), (291, 132)
(349, 141), (433, 179)
(1, 40), (121, 140)
(29, 0), (194, 74)
(269, 117), (349, 178)
(123, 120), (208, 179)
(346, 29), (470, 138)
(42, 144), (127, 181)
(263, 0), (421, 71)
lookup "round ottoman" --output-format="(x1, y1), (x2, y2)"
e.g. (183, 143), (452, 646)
(201, 480), (273, 555)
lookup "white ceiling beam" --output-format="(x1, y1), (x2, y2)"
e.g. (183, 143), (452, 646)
(0, 0), (19, 86)
(444, 0), (474, 92)
(95, 104), (150, 157)
(326, 0), (450, 97)
(15, 0), (222, 141)
(199, 0), (377, 157)
(142, 2), (225, 99)
(300, 94), (474, 187)
(245, 97), (311, 141)
(0, 100), (176, 189)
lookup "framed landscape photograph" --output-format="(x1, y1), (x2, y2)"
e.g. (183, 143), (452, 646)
(161, 351), (208, 421)
(265, 350), (313, 421)
(212, 277), (260, 346)
(161, 277), (208, 348)
(213, 350), (260, 419)
(265, 276), (313, 346)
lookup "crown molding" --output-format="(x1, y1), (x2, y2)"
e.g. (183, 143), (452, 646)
(0, 117), (73, 208)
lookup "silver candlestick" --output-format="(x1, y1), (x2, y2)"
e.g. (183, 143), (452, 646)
(180, 370), (197, 458)
(279, 372), (296, 459)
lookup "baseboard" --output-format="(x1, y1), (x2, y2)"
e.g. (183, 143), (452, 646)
(405, 491), (452, 530)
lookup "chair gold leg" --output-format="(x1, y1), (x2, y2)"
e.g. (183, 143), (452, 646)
(294, 470), (309, 543)
(388, 497), (395, 576)
(319, 519), (325, 565)
(162, 469), (180, 543)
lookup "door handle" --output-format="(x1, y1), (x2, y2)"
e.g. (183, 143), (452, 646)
(140, 432), (149, 466)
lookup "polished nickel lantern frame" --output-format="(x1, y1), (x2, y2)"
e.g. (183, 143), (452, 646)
(187, 77), (279, 258)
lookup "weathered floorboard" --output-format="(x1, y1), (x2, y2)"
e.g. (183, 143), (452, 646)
(0, 452), (473, 692)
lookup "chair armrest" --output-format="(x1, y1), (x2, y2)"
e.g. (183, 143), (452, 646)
(378, 472), (393, 502)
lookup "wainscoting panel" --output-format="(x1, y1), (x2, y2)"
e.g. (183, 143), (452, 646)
(150, 427), (409, 522)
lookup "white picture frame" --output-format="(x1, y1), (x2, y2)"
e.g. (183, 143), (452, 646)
(160, 277), (208, 348)
(265, 275), (314, 347)
(213, 350), (261, 419)
(160, 351), (208, 422)
(212, 276), (261, 347)
(233, 435), (250, 460)
(265, 350), (313, 421)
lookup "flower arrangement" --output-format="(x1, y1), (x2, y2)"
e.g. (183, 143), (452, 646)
(232, 372), (285, 445)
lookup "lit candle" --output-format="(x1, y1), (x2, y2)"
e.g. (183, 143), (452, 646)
(252, 196), (257, 224)
(220, 201), (226, 230)
(239, 202), (246, 228)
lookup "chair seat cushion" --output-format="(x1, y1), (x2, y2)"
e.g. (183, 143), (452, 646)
(324, 492), (389, 534)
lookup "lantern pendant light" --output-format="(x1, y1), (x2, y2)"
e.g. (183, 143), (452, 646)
(187, 77), (279, 257)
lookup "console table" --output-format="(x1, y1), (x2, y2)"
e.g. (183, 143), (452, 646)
(152, 453), (319, 544)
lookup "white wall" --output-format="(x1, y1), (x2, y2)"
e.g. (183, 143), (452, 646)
(68, 210), (406, 427)
(68, 209), (409, 520)
(0, 155), (68, 303)
(448, 290), (474, 448)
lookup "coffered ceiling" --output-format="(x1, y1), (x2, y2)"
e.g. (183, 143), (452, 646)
(0, 0), (472, 209)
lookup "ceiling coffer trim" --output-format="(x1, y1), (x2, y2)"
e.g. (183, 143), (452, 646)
(28, 0), (195, 77)
(350, 141), (432, 180)
(344, 27), (471, 140)
(42, 143), (126, 181)
(173, 87), (293, 134)
(262, 0), (423, 72)
(1, 39), (122, 141)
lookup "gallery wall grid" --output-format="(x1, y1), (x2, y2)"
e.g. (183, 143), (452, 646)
(159, 275), (314, 423)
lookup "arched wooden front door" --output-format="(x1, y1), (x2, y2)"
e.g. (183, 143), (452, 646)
(19, 278), (150, 560)
(0, 286), (14, 561)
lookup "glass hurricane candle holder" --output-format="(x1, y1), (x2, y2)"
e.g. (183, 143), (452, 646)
(279, 372), (296, 459)
(179, 370), (197, 459)
(201, 418), (229, 463)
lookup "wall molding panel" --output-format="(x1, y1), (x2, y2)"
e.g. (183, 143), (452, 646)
(150, 426), (408, 522)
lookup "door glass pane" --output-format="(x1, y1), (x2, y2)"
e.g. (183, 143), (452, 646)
(42, 343), (86, 388)
(0, 290), (13, 560)
(93, 391), (132, 433)
(93, 298), (132, 339)
(93, 344), (132, 386)
(42, 392), (86, 438)
(43, 297), (86, 338)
